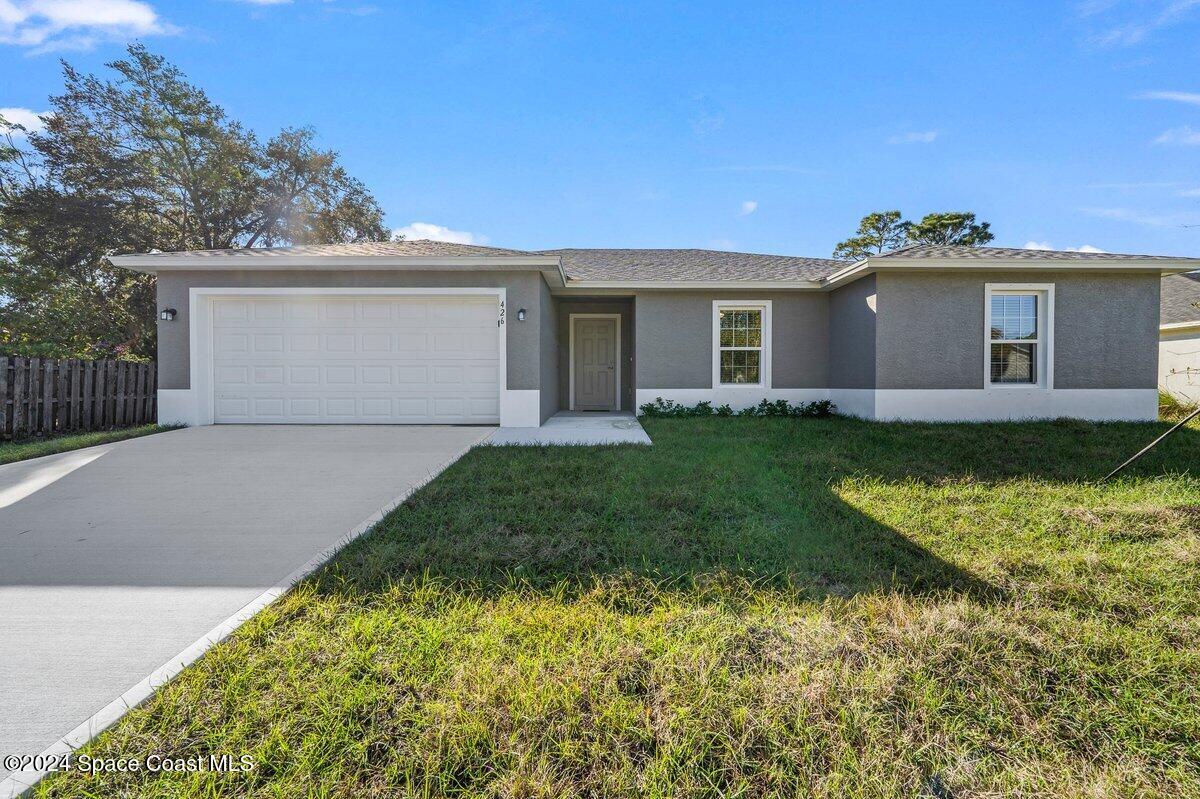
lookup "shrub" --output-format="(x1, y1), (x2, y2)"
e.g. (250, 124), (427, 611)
(639, 397), (836, 419)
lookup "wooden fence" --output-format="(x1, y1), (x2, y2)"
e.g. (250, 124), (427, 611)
(0, 357), (157, 441)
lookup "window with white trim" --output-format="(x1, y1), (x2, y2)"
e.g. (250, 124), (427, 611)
(985, 285), (1052, 387)
(714, 302), (770, 386)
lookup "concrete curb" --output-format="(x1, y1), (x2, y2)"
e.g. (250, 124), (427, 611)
(0, 429), (492, 799)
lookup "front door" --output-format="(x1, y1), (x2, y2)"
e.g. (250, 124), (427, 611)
(573, 317), (618, 411)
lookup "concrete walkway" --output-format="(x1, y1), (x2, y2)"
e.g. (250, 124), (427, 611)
(486, 411), (652, 445)
(0, 425), (491, 786)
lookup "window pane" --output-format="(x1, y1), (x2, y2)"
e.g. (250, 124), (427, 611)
(720, 329), (734, 347)
(991, 294), (1037, 340)
(720, 311), (733, 329)
(719, 348), (761, 384)
(990, 343), (1036, 383)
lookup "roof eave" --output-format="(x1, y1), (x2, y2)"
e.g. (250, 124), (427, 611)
(561, 279), (825, 290)
(820, 256), (1200, 289)
(108, 253), (568, 288)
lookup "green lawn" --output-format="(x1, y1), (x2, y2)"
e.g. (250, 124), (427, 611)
(0, 425), (171, 466)
(37, 417), (1200, 798)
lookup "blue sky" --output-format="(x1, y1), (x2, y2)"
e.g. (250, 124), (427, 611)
(3, 0), (1200, 257)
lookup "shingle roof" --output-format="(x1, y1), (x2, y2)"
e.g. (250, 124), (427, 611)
(1162, 271), (1200, 325)
(537, 248), (840, 282)
(129, 240), (531, 259)
(876, 243), (1184, 261)
(113, 240), (1199, 283)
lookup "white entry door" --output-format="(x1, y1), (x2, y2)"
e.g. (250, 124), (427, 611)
(210, 295), (501, 424)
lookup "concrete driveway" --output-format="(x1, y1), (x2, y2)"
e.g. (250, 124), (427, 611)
(0, 425), (491, 782)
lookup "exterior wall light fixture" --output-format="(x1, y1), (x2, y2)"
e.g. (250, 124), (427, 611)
(160, 308), (177, 321)
(517, 308), (527, 321)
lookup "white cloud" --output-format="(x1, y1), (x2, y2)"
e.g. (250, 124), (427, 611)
(1086, 180), (1181, 189)
(0, 106), (48, 134)
(1154, 125), (1200, 145)
(1023, 241), (1107, 253)
(0, 0), (175, 52)
(708, 238), (736, 250)
(394, 222), (489, 245)
(1081, 206), (1200, 227)
(1136, 89), (1200, 105)
(738, 200), (758, 217)
(887, 130), (938, 144)
(1085, 0), (1200, 47)
(234, 0), (293, 4)
(1179, 188), (1200, 197)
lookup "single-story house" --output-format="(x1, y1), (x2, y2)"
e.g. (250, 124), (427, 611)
(109, 241), (1200, 427)
(1160, 270), (1200, 403)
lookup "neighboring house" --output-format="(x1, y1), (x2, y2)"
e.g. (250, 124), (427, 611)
(1160, 271), (1200, 403)
(110, 242), (1200, 427)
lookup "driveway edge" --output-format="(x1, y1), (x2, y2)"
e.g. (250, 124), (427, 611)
(0, 428), (493, 799)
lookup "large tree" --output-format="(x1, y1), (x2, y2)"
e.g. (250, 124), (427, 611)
(831, 210), (910, 261)
(0, 45), (388, 359)
(905, 211), (994, 247)
(832, 209), (995, 259)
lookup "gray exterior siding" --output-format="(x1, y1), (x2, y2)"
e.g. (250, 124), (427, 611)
(155, 269), (546, 391)
(154, 266), (1162, 416)
(556, 299), (635, 411)
(874, 271), (1161, 390)
(538, 282), (559, 422)
(633, 291), (828, 389)
(828, 274), (876, 389)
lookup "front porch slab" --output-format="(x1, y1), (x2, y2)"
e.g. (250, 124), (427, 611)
(486, 412), (652, 446)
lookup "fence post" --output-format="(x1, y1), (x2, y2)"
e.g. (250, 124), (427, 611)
(107, 360), (117, 429)
(0, 356), (8, 441)
(55, 359), (68, 434)
(26, 358), (39, 436)
(12, 357), (26, 439)
(138, 363), (147, 424)
(70, 360), (81, 432)
(41, 359), (54, 435)
(148, 362), (157, 424)
(116, 361), (127, 427)
(82, 361), (95, 431)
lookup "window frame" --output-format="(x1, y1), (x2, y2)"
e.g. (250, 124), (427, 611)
(983, 283), (1054, 390)
(712, 300), (772, 388)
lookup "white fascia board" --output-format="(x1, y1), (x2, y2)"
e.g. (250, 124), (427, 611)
(1161, 320), (1200, 333)
(560, 280), (824, 290)
(109, 254), (567, 287)
(819, 257), (1200, 290)
(864, 256), (1200, 273)
(107, 255), (560, 269)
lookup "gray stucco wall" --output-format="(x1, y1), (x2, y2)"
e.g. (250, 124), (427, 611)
(874, 270), (1161, 390)
(538, 282), (559, 422)
(633, 291), (829, 389)
(556, 299), (635, 411)
(155, 269), (547, 391)
(828, 274), (877, 389)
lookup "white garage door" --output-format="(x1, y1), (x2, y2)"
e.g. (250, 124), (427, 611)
(211, 295), (501, 424)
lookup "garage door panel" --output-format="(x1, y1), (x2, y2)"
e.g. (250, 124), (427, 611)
(212, 296), (500, 424)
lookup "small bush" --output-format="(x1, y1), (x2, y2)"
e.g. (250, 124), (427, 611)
(639, 397), (836, 419)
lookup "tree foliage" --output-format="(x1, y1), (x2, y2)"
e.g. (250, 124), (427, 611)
(906, 211), (994, 247)
(831, 210), (910, 261)
(0, 45), (388, 359)
(833, 209), (995, 260)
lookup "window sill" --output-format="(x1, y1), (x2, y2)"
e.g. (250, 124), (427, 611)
(985, 384), (1052, 391)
